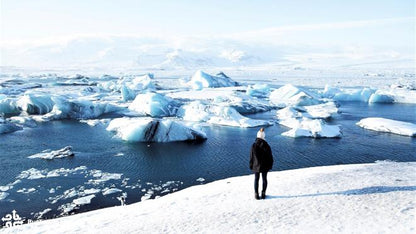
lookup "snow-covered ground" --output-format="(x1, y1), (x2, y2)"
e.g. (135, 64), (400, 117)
(2, 161), (414, 233)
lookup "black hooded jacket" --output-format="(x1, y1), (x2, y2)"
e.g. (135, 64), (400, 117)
(250, 138), (274, 172)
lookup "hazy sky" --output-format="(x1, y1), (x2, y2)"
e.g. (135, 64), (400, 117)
(1, 0), (414, 46)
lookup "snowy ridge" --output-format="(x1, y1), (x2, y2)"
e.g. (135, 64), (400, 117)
(2, 161), (414, 233)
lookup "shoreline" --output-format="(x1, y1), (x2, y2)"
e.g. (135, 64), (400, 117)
(2, 161), (415, 233)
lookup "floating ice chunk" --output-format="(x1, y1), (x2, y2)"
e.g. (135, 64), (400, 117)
(80, 119), (110, 127)
(333, 88), (376, 102)
(17, 94), (54, 114)
(17, 188), (36, 193)
(34, 208), (52, 219)
(16, 168), (46, 180)
(269, 84), (321, 107)
(177, 101), (271, 128)
(246, 84), (271, 97)
(83, 188), (101, 195)
(368, 91), (394, 103)
(196, 178), (205, 182)
(281, 118), (342, 138)
(73, 194), (96, 206)
(121, 84), (136, 101)
(107, 117), (207, 142)
(102, 188), (122, 196)
(303, 102), (338, 119)
(129, 92), (178, 117)
(0, 192), (9, 200)
(28, 146), (74, 160)
(368, 89), (416, 104)
(9, 116), (37, 128)
(357, 118), (416, 137)
(0, 98), (19, 115)
(188, 70), (238, 90)
(128, 74), (156, 91)
(39, 97), (122, 120)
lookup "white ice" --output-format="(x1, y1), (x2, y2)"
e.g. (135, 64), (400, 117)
(28, 146), (74, 160)
(177, 101), (271, 128)
(357, 117), (416, 137)
(128, 92), (178, 117)
(107, 117), (207, 142)
(6, 161), (414, 233)
(276, 102), (341, 138)
(72, 194), (96, 206)
(186, 70), (238, 90)
(269, 84), (321, 107)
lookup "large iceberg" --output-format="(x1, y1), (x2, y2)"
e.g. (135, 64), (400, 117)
(0, 97), (20, 115)
(37, 97), (122, 121)
(187, 70), (238, 90)
(356, 118), (416, 137)
(106, 117), (207, 142)
(177, 101), (271, 128)
(167, 87), (272, 114)
(17, 94), (55, 114)
(129, 92), (178, 117)
(269, 84), (321, 107)
(321, 85), (416, 104)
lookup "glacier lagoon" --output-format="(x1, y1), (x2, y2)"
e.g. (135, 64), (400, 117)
(0, 70), (415, 222)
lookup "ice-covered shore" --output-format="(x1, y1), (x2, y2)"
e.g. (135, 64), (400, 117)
(2, 161), (414, 234)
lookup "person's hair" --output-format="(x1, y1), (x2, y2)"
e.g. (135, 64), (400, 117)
(260, 128), (264, 132)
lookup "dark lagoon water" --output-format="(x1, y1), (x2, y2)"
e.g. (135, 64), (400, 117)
(0, 101), (415, 223)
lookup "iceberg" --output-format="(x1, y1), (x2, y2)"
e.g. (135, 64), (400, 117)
(280, 118), (342, 138)
(187, 70), (238, 90)
(322, 85), (416, 104)
(368, 91), (394, 103)
(0, 97), (20, 115)
(269, 84), (321, 107)
(177, 101), (272, 128)
(357, 118), (416, 137)
(17, 94), (55, 114)
(303, 102), (339, 119)
(107, 117), (207, 142)
(129, 92), (178, 117)
(28, 146), (75, 160)
(102, 188), (122, 196)
(9, 116), (38, 128)
(246, 84), (271, 98)
(73, 194), (96, 206)
(38, 97), (122, 121)
(276, 103), (341, 138)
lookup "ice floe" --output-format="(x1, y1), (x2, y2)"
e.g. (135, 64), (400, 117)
(270, 84), (321, 107)
(102, 188), (122, 196)
(28, 146), (74, 160)
(107, 117), (207, 142)
(357, 117), (416, 137)
(177, 101), (271, 128)
(277, 102), (341, 138)
(187, 70), (238, 90)
(322, 85), (416, 104)
(17, 94), (55, 115)
(128, 92), (178, 117)
(73, 194), (96, 206)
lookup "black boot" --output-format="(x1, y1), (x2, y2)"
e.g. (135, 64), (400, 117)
(255, 193), (260, 200)
(261, 191), (266, 199)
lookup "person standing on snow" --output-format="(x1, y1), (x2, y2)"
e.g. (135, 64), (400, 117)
(250, 127), (274, 200)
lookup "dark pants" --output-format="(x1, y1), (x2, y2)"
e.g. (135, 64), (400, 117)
(254, 171), (268, 194)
